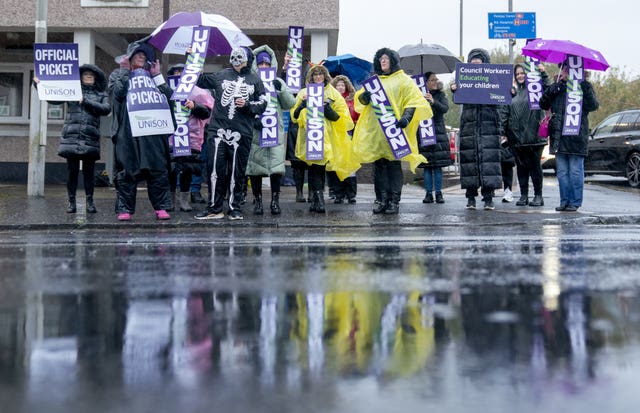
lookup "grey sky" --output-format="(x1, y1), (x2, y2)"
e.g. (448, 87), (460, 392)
(337, 0), (635, 77)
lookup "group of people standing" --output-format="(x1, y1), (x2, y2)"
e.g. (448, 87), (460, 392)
(46, 42), (598, 220)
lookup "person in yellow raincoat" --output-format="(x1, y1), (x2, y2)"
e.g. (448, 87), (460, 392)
(353, 48), (432, 214)
(291, 65), (359, 213)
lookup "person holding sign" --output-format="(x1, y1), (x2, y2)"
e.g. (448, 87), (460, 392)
(34, 64), (111, 214)
(290, 64), (357, 213)
(246, 46), (296, 216)
(450, 48), (502, 210)
(353, 48), (431, 215)
(540, 59), (599, 212)
(110, 42), (174, 221)
(418, 71), (451, 205)
(194, 47), (268, 221)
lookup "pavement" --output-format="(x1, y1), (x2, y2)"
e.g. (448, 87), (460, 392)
(1, 174), (639, 230)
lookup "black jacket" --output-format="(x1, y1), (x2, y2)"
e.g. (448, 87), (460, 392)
(418, 88), (452, 168)
(197, 62), (267, 139)
(539, 79), (599, 156)
(56, 64), (110, 160)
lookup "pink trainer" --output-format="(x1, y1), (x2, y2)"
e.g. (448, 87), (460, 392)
(155, 210), (170, 220)
(117, 212), (131, 221)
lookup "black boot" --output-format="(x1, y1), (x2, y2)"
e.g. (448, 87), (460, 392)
(309, 191), (317, 212)
(372, 195), (388, 214)
(293, 168), (306, 202)
(253, 195), (264, 215)
(423, 192), (434, 203)
(384, 192), (401, 215)
(529, 194), (544, 207)
(270, 192), (281, 215)
(314, 190), (326, 213)
(516, 194), (529, 206)
(86, 195), (97, 213)
(67, 195), (77, 213)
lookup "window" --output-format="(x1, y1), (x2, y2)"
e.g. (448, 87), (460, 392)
(613, 112), (640, 133)
(593, 114), (622, 137)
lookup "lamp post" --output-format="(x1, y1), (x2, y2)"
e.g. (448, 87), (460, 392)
(459, 0), (464, 61)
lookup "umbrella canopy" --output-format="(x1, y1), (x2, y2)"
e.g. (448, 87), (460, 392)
(521, 39), (609, 71)
(149, 11), (253, 56)
(321, 54), (372, 88)
(398, 43), (461, 75)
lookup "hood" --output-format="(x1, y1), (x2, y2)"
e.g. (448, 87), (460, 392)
(305, 64), (332, 86)
(467, 48), (490, 64)
(513, 63), (526, 86)
(126, 41), (156, 64)
(330, 75), (355, 100)
(79, 64), (107, 92)
(251, 45), (279, 72)
(373, 48), (401, 75)
(167, 63), (185, 77)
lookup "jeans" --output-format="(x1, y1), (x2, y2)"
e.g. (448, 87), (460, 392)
(555, 153), (585, 207)
(423, 167), (443, 194)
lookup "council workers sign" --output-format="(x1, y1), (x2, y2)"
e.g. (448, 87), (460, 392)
(126, 69), (174, 137)
(453, 63), (513, 105)
(34, 43), (82, 101)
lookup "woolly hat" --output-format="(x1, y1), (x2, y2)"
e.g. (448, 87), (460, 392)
(256, 51), (272, 65)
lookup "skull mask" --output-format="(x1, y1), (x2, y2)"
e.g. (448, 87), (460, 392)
(230, 47), (248, 67)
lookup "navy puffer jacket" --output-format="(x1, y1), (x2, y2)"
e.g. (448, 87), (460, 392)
(57, 64), (111, 160)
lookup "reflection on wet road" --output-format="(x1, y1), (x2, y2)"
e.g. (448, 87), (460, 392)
(1, 226), (640, 412)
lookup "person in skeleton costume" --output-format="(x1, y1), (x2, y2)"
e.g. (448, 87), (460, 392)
(195, 47), (268, 220)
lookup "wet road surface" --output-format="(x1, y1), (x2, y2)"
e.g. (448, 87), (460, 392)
(1, 225), (640, 412)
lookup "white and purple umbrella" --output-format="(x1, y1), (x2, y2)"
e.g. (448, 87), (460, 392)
(521, 39), (609, 71)
(148, 12), (253, 56)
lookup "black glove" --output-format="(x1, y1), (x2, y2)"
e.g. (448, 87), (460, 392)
(273, 80), (282, 91)
(358, 90), (371, 105)
(293, 100), (307, 118)
(324, 102), (340, 122)
(395, 107), (415, 129)
(253, 117), (263, 131)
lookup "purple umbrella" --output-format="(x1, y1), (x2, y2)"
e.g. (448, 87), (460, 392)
(521, 39), (609, 71)
(149, 12), (253, 56)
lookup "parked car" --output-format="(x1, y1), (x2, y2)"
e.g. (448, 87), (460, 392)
(585, 109), (640, 187)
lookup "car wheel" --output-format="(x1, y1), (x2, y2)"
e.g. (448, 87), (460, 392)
(626, 152), (640, 188)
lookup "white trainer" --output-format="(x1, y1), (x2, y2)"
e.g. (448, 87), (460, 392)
(502, 188), (514, 203)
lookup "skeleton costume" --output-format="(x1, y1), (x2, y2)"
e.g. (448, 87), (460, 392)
(196, 47), (268, 218)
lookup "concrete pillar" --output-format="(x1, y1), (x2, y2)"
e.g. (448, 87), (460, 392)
(74, 30), (95, 64)
(310, 31), (329, 64)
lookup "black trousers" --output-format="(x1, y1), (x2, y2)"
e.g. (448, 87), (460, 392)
(374, 159), (403, 201)
(114, 168), (171, 214)
(66, 157), (96, 197)
(249, 174), (282, 197)
(308, 164), (326, 192)
(209, 134), (251, 212)
(515, 145), (545, 196)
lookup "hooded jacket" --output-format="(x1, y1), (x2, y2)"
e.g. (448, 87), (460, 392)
(331, 75), (359, 124)
(457, 48), (502, 190)
(418, 82), (451, 168)
(246, 45), (296, 177)
(352, 48), (432, 172)
(56, 64), (111, 160)
(197, 47), (268, 139)
(291, 64), (360, 180)
(500, 63), (549, 147)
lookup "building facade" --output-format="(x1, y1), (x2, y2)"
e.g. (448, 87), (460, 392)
(0, 0), (339, 183)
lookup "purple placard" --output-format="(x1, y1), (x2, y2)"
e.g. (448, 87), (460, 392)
(305, 83), (324, 161)
(362, 75), (411, 159)
(171, 27), (210, 101)
(524, 56), (543, 110)
(562, 55), (584, 136)
(453, 63), (513, 105)
(286, 26), (304, 93)
(412, 74), (427, 95)
(34, 43), (82, 101)
(259, 68), (279, 147)
(126, 69), (175, 137)
(171, 101), (192, 156)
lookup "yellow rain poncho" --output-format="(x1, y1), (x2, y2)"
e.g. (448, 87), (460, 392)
(353, 70), (432, 172)
(292, 83), (360, 181)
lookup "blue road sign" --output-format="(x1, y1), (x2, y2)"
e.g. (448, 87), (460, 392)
(488, 12), (536, 39)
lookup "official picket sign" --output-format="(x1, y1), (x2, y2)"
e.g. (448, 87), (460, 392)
(126, 69), (175, 137)
(562, 55), (584, 136)
(410, 75), (436, 146)
(453, 63), (513, 105)
(34, 43), (82, 101)
(259, 67), (279, 148)
(286, 26), (304, 94)
(362, 75), (412, 160)
(305, 83), (324, 160)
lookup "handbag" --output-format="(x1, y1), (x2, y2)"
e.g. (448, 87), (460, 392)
(538, 110), (552, 138)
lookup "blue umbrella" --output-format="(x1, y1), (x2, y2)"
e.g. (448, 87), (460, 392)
(321, 54), (372, 88)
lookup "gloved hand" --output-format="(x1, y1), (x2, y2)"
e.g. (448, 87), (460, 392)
(395, 107), (415, 129)
(253, 117), (263, 131)
(324, 102), (340, 122)
(149, 59), (161, 76)
(273, 80), (282, 91)
(358, 90), (372, 105)
(395, 117), (409, 128)
(293, 100), (307, 118)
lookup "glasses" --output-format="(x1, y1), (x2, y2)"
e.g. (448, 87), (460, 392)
(379, 56), (390, 62)
(427, 78), (438, 82)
